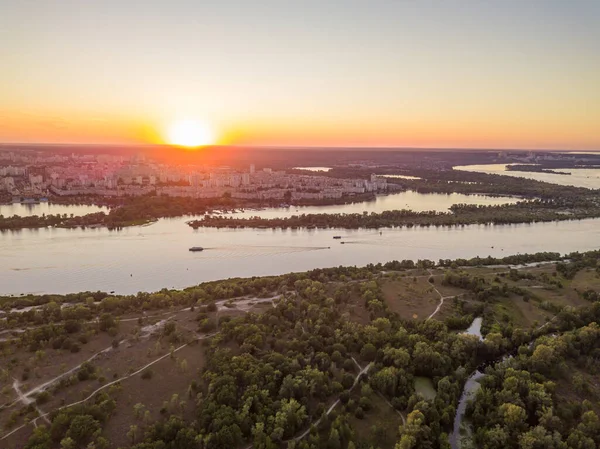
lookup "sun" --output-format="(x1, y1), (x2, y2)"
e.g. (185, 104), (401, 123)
(167, 119), (215, 148)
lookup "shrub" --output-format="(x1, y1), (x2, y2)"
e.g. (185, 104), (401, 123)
(354, 406), (365, 419)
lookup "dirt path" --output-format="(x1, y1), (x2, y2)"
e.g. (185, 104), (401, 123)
(11, 379), (33, 406)
(351, 357), (406, 425)
(1, 341), (126, 411)
(425, 269), (464, 320)
(0, 332), (217, 441)
(290, 360), (372, 443)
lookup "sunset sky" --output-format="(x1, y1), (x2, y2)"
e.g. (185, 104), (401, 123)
(1, 0), (599, 149)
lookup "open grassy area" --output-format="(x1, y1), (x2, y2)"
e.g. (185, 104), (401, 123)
(381, 277), (439, 320)
(414, 377), (436, 400)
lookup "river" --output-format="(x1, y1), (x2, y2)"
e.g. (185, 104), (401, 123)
(227, 190), (518, 218)
(2, 204), (599, 295)
(0, 203), (108, 217)
(450, 317), (484, 449)
(454, 163), (600, 189)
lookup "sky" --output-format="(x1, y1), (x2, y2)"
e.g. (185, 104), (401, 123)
(0, 0), (599, 150)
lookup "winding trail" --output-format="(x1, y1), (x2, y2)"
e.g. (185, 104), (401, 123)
(290, 360), (372, 444)
(425, 270), (464, 321)
(0, 332), (217, 442)
(1, 342), (125, 411)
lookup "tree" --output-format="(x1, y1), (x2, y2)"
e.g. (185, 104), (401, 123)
(499, 403), (527, 435)
(127, 424), (138, 444)
(60, 437), (76, 449)
(133, 403), (146, 419)
(360, 343), (377, 362)
(328, 428), (341, 449)
(66, 415), (100, 445)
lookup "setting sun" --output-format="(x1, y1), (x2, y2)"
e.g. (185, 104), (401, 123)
(167, 119), (215, 148)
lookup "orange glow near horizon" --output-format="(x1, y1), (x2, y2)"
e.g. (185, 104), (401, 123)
(1, 111), (599, 151)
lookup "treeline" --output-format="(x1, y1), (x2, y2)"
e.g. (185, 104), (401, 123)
(188, 201), (600, 229)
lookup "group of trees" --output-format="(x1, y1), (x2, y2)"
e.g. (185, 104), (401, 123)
(188, 199), (600, 230)
(467, 323), (600, 448)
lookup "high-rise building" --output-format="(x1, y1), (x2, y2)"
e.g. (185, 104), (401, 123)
(250, 164), (255, 174)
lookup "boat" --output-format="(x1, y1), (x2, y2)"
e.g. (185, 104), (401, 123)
(189, 247), (204, 252)
(333, 236), (342, 239)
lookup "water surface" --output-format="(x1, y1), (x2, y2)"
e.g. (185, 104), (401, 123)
(450, 370), (484, 449)
(0, 203), (108, 217)
(1, 213), (599, 295)
(463, 317), (483, 340)
(228, 191), (518, 218)
(292, 166), (332, 172)
(455, 164), (600, 189)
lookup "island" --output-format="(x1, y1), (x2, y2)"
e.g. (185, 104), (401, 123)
(506, 164), (572, 175)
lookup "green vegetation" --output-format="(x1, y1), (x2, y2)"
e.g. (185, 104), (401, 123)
(0, 250), (599, 448)
(466, 324), (600, 448)
(189, 200), (600, 229)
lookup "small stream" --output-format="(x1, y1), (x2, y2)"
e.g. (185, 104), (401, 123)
(450, 317), (484, 449)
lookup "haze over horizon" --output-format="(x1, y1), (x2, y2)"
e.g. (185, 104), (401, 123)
(1, 0), (599, 150)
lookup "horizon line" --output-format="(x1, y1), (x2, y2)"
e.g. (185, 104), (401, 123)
(0, 142), (596, 153)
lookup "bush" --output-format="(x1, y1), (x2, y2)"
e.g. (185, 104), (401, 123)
(206, 302), (218, 312)
(340, 391), (350, 404)
(61, 338), (73, 351)
(359, 396), (371, 412)
(64, 320), (81, 334)
(354, 406), (365, 419)
(141, 370), (153, 380)
(35, 391), (50, 405)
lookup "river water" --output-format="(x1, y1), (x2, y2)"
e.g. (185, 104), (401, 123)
(449, 317), (484, 449)
(0, 203), (108, 217)
(227, 191), (518, 218)
(454, 164), (600, 189)
(2, 206), (599, 295)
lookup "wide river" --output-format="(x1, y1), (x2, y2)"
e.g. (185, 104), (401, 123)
(2, 197), (599, 295)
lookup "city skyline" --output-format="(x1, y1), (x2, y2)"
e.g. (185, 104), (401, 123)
(1, 0), (599, 150)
